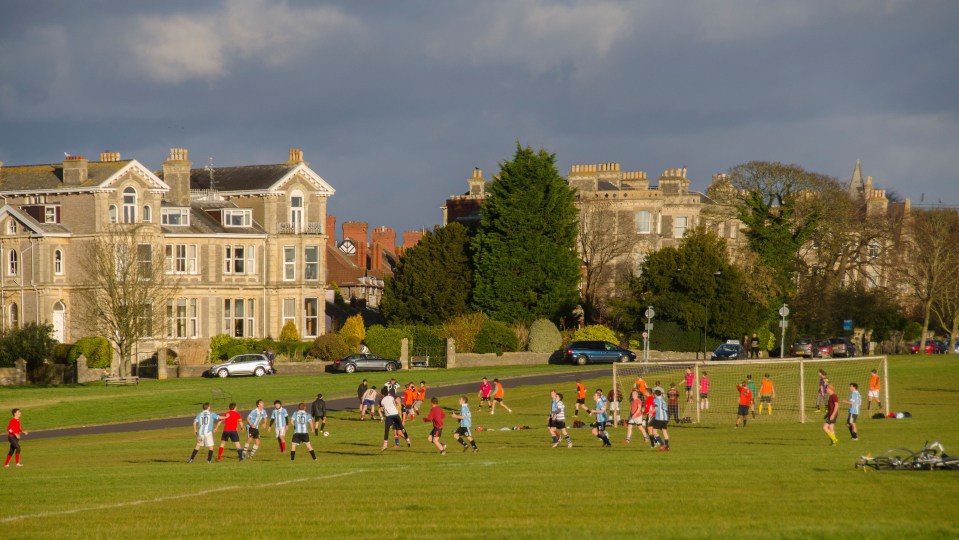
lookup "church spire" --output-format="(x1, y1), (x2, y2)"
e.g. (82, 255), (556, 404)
(849, 159), (864, 199)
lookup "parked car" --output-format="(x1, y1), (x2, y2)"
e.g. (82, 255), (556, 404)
(812, 339), (833, 358)
(789, 337), (814, 357)
(910, 340), (939, 355)
(710, 342), (746, 361)
(565, 341), (636, 365)
(332, 353), (402, 373)
(209, 353), (275, 378)
(829, 337), (858, 358)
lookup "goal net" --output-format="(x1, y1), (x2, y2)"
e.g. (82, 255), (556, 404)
(611, 356), (888, 424)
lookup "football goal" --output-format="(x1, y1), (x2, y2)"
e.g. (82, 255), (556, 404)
(612, 356), (888, 424)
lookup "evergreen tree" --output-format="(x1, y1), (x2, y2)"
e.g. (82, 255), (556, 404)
(382, 223), (473, 324)
(472, 144), (580, 323)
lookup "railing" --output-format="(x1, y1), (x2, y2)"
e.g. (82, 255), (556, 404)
(276, 222), (324, 234)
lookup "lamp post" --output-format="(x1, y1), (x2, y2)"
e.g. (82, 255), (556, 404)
(779, 303), (790, 358)
(644, 306), (655, 365)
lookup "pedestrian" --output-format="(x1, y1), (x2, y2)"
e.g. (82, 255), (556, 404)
(452, 396), (478, 452)
(588, 389), (612, 447)
(423, 397), (447, 454)
(478, 377), (493, 410)
(684, 367), (695, 402)
(269, 400), (289, 453)
(311, 393), (327, 436)
(243, 399), (268, 459)
(845, 383), (861, 441)
(358, 341), (371, 354)
(823, 384), (840, 445)
(607, 386), (622, 426)
(216, 402), (244, 461)
(750, 333), (761, 358)
(491, 378), (513, 414)
(357, 379), (368, 408)
(188, 402), (218, 464)
(413, 381), (427, 415)
(5, 408), (28, 467)
(290, 403), (317, 461)
(550, 392), (572, 448)
(402, 383), (417, 422)
(380, 390), (411, 451)
(815, 370), (829, 412)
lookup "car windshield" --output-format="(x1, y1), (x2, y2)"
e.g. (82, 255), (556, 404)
(716, 344), (737, 353)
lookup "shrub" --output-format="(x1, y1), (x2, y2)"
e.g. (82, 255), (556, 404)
(339, 314), (366, 349)
(528, 319), (562, 353)
(209, 334), (242, 362)
(648, 320), (720, 353)
(365, 325), (405, 360)
(409, 325), (445, 353)
(274, 340), (313, 361)
(571, 324), (621, 345)
(514, 323), (530, 351)
(279, 321), (300, 342)
(0, 323), (57, 370)
(474, 319), (519, 355)
(53, 343), (72, 364)
(310, 333), (351, 362)
(67, 337), (114, 369)
(443, 313), (486, 354)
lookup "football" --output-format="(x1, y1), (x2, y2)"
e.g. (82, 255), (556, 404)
(323, 431), (330, 436)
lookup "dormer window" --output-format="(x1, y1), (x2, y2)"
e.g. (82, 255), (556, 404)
(161, 208), (190, 226)
(223, 209), (252, 227)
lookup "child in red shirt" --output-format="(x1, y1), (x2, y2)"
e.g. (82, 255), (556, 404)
(735, 382), (752, 428)
(423, 398), (447, 454)
(5, 408), (27, 467)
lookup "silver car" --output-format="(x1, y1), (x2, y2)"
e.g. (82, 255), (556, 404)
(210, 353), (274, 378)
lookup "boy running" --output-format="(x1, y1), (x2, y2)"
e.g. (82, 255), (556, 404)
(699, 371), (710, 410)
(625, 389), (650, 446)
(823, 384), (840, 445)
(452, 396), (479, 452)
(491, 378), (513, 414)
(423, 397), (447, 454)
(269, 400), (289, 453)
(666, 384), (680, 423)
(574, 379), (588, 416)
(758, 374), (775, 415)
(290, 403), (317, 461)
(550, 392), (572, 448)
(588, 389), (612, 447)
(478, 378), (493, 410)
(746, 375), (758, 418)
(5, 408), (28, 467)
(244, 400), (268, 459)
(414, 382), (427, 415)
(311, 393), (327, 436)
(648, 388), (671, 452)
(381, 391), (411, 451)
(188, 402), (219, 464)
(867, 369), (882, 411)
(402, 383), (417, 422)
(845, 383), (861, 441)
(735, 381), (752, 429)
(684, 368), (695, 402)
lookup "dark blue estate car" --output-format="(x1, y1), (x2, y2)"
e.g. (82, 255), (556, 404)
(565, 341), (636, 365)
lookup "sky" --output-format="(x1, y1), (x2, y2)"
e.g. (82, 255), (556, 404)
(1, 1), (957, 236)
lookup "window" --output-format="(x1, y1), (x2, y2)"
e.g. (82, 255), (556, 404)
(224, 245), (255, 275)
(282, 298), (296, 328)
(165, 244), (198, 274)
(54, 249), (63, 275)
(138, 303), (154, 337)
(123, 187), (137, 223)
(167, 298), (198, 338)
(305, 246), (319, 280)
(730, 223), (739, 239)
(143, 205), (152, 223)
(290, 190), (304, 232)
(6, 220), (16, 235)
(9, 303), (18, 330)
(636, 210), (651, 234)
(224, 298), (255, 338)
(137, 244), (153, 279)
(674, 216), (688, 239)
(109, 205), (118, 224)
(304, 298), (318, 337)
(869, 241), (881, 260)
(283, 246), (296, 280)
(223, 209), (252, 227)
(44, 206), (57, 223)
(8, 249), (17, 276)
(161, 208), (190, 226)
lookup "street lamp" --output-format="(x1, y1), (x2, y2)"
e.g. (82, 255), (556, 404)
(703, 271), (722, 360)
(644, 306), (655, 364)
(779, 303), (790, 358)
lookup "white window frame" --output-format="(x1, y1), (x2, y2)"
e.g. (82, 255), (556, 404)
(674, 216), (688, 239)
(8, 249), (17, 276)
(165, 244), (198, 275)
(304, 297), (318, 338)
(282, 298), (296, 328)
(143, 205), (152, 223)
(123, 187), (137, 223)
(44, 206), (56, 223)
(6, 220), (16, 235)
(109, 205), (118, 224)
(636, 210), (651, 234)
(223, 209), (252, 227)
(283, 246), (296, 281)
(223, 298), (255, 338)
(167, 298), (199, 339)
(9, 303), (18, 330)
(161, 208), (190, 226)
(54, 249), (63, 275)
(290, 190), (304, 233)
(223, 245), (255, 275)
(305, 245), (319, 281)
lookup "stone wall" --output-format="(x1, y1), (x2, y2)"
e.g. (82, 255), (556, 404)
(76, 355), (110, 383)
(452, 352), (552, 368)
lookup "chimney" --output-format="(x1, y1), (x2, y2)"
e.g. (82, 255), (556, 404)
(342, 221), (369, 269)
(370, 241), (383, 272)
(287, 148), (304, 164)
(99, 151), (121, 162)
(402, 229), (425, 252)
(371, 226), (396, 254)
(62, 155), (88, 186)
(326, 215), (337, 248)
(162, 148), (192, 206)
(468, 168), (485, 196)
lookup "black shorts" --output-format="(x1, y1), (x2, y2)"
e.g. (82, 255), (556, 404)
(847, 413), (858, 425)
(760, 395), (772, 403)
(825, 415), (837, 425)
(547, 417), (555, 428)
(737, 405), (749, 417)
(403, 405), (414, 413)
(650, 419), (668, 430)
(221, 430), (240, 443)
(313, 415), (325, 423)
(700, 393), (708, 399)
(576, 398), (585, 405)
(592, 421), (607, 432)
(494, 397), (503, 402)
(384, 415), (404, 431)
(553, 420), (567, 430)
(685, 385), (692, 392)
(292, 433), (310, 444)
(480, 395), (491, 401)
(247, 426), (260, 439)
(455, 426), (472, 438)
(430, 427), (443, 438)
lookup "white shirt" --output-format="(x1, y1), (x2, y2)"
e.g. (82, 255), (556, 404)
(381, 395), (400, 417)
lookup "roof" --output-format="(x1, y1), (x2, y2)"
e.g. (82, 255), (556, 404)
(187, 164), (296, 191)
(159, 201), (266, 236)
(0, 160), (133, 191)
(326, 244), (365, 286)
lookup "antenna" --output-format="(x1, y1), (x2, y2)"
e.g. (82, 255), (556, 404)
(205, 156), (216, 191)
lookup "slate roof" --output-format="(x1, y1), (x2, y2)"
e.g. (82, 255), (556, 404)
(186, 164), (296, 191)
(158, 201), (266, 235)
(0, 160), (133, 191)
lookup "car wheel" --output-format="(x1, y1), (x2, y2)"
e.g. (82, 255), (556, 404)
(254, 367), (266, 377)
(345, 364), (356, 374)
(619, 354), (629, 363)
(217, 369), (229, 378)
(576, 355), (588, 366)
(386, 363), (396, 371)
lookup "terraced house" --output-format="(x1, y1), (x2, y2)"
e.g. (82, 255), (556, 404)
(0, 148), (334, 363)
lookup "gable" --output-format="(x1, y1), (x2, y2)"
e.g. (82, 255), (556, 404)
(268, 164), (335, 196)
(0, 205), (46, 235)
(99, 160), (169, 191)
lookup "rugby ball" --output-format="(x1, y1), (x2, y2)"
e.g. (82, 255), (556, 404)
(323, 431), (330, 436)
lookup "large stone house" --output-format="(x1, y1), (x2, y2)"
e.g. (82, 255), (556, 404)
(0, 148), (334, 362)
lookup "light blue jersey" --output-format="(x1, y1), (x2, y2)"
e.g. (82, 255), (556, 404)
(849, 390), (862, 415)
(247, 408), (268, 428)
(271, 407), (289, 428)
(550, 399), (558, 415)
(291, 410), (311, 434)
(653, 396), (668, 421)
(195, 410), (219, 435)
(459, 404), (472, 428)
(596, 396), (608, 423)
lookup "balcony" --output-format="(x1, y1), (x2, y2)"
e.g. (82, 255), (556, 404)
(277, 222), (324, 235)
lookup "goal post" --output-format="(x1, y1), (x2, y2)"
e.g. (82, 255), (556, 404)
(611, 356), (888, 425)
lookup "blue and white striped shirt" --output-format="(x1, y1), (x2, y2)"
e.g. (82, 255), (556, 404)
(195, 410), (219, 435)
(459, 404), (472, 428)
(271, 407), (289, 428)
(849, 390), (862, 415)
(247, 408), (268, 428)
(596, 396), (608, 423)
(291, 410), (311, 434)
(653, 396), (668, 421)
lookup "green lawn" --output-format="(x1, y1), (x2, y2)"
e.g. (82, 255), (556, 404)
(0, 356), (957, 538)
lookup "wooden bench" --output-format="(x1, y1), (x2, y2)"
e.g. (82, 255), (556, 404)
(104, 376), (139, 386)
(410, 356), (429, 368)
(211, 388), (232, 404)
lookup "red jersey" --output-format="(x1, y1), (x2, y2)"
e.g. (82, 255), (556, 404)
(423, 405), (445, 428)
(643, 395), (655, 415)
(826, 393), (839, 418)
(684, 372), (694, 387)
(480, 382), (492, 397)
(630, 398), (642, 417)
(736, 385), (752, 406)
(7, 418), (22, 437)
(222, 410), (242, 431)
(404, 389), (416, 406)
(700, 376), (710, 394)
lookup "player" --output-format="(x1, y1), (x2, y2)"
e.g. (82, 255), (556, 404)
(5, 408), (28, 467)
(243, 399), (268, 459)
(357, 379), (369, 409)
(758, 373), (775, 415)
(360, 386), (379, 420)
(699, 371), (710, 410)
(607, 386), (623, 426)
(491, 378), (513, 414)
(588, 389), (612, 447)
(666, 383), (680, 423)
(648, 388), (671, 452)
(290, 403), (317, 461)
(452, 396), (478, 452)
(625, 389), (650, 446)
(311, 393), (328, 436)
(381, 390), (411, 451)
(413, 381), (427, 415)
(867, 369), (882, 411)
(684, 367), (695, 402)
(574, 379), (588, 416)
(746, 375), (758, 418)
(423, 397), (447, 454)
(269, 400), (289, 453)
(402, 383), (417, 422)
(188, 402), (219, 464)
(734, 381), (752, 429)
(845, 383), (861, 441)
(550, 392), (573, 448)
(478, 377), (493, 410)
(384, 377), (401, 396)
(634, 375), (649, 397)
(216, 402), (244, 461)
(815, 369), (829, 412)
(823, 384), (840, 445)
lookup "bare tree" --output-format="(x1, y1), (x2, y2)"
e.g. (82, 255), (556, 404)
(577, 202), (641, 323)
(930, 215), (959, 353)
(74, 224), (179, 376)
(899, 209), (959, 349)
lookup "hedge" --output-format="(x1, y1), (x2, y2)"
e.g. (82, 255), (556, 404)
(474, 319), (519, 355)
(67, 336), (113, 369)
(528, 319), (562, 353)
(365, 325), (405, 360)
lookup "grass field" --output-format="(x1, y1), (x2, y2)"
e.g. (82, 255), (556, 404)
(0, 356), (957, 538)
